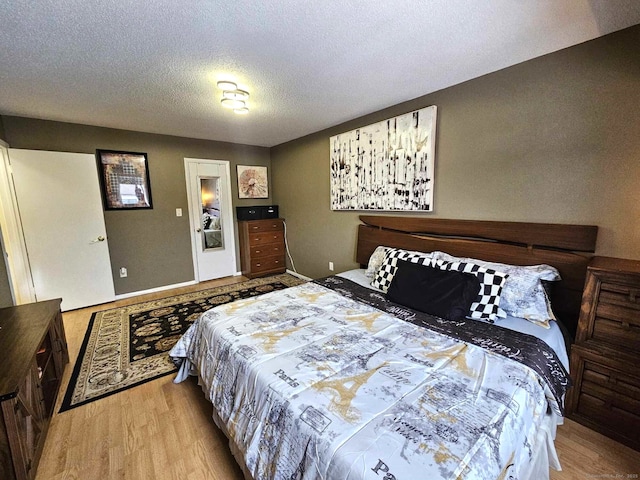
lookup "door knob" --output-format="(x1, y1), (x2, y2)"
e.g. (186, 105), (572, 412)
(196, 228), (202, 233)
(90, 235), (106, 243)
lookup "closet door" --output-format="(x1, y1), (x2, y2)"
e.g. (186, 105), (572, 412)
(9, 149), (115, 311)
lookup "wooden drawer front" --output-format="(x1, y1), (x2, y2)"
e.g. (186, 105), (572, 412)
(599, 281), (640, 308)
(246, 219), (283, 233)
(250, 243), (283, 258)
(573, 356), (640, 448)
(249, 230), (284, 247)
(591, 281), (640, 350)
(251, 255), (285, 273)
(577, 267), (640, 349)
(581, 360), (640, 403)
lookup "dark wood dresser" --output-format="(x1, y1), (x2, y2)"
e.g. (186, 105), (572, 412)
(566, 256), (640, 451)
(0, 299), (69, 480)
(238, 218), (286, 278)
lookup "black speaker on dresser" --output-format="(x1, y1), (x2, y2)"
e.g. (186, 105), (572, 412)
(236, 205), (279, 220)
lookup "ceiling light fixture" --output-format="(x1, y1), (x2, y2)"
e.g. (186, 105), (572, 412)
(222, 89), (249, 101)
(217, 80), (250, 114)
(216, 80), (237, 90)
(221, 98), (245, 109)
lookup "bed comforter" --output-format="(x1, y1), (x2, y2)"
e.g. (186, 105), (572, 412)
(170, 277), (569, 480)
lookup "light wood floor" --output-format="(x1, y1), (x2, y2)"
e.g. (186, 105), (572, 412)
(35, 277), (640, 480)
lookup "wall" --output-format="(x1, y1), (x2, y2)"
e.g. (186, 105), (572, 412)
(271, 25), (640, 279)
(2, 118), (271, 294)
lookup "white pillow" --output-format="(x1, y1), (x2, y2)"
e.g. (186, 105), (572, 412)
(365, 246), (389, 278)
(433, 252), (560, 328)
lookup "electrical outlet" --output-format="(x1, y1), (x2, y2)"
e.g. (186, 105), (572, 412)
(119, 267), (128, 278)
(176, 208), (182, 217)
(329, 262), (334, 271)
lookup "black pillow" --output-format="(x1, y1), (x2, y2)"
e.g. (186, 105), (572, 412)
(386, 260), (481, 321)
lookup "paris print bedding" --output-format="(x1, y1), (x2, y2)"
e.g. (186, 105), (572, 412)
(170, 277), (569, 480)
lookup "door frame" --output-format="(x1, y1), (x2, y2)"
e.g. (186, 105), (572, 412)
(184, 158), (238, 282)
(0, 140), (36, 304)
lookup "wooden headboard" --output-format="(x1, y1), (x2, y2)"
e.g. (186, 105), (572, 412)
(356, 215), (598, 339)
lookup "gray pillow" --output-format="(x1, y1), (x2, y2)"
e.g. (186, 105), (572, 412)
(365, 246), (389, 278)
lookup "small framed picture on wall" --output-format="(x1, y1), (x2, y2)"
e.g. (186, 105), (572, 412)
(237, 165), (268, 199)
(96, 149), (153, 210)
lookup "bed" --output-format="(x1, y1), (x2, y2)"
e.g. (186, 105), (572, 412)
(170, 216), (597, 480)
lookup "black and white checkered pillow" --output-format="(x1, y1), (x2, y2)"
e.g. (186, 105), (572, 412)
(371, 248), (436, 292)
(444, 261), (508, 322)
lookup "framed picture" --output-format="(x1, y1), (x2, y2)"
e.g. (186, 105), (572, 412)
(96, 150), (153, 210)
(237, 165), (268, 199)
(330, 106), (437, 211)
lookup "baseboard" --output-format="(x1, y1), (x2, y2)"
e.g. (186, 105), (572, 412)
(286, 269), (312, 281)
(115, 280), (197, 300)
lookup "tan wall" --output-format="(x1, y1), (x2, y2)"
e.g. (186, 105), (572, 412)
(271, 25), (640, 279)
(2, 117), (271, 294)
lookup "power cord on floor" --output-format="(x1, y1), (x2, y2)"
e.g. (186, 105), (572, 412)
(282, 220), (297, 273)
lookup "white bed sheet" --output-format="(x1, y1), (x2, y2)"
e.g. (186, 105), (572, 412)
(337, 268), (570, 370)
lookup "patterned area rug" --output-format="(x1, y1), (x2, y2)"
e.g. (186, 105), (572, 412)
(59, 273), (305, 412)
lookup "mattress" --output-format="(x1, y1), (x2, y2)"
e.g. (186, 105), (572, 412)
(171, 273), (568, 480)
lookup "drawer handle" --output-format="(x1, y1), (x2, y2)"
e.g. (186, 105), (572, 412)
(273, 235), (277, 239)
(630, 290), (637, 303)
(255, 250), (261, 254)
(274, 260), (279, 264)
(256, 263), (261, 267)
(252, 226), (258, 230)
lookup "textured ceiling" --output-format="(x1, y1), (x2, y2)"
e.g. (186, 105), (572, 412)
(1, 0), (639, 147)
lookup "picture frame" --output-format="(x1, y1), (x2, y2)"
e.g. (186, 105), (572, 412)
(237, 165), (268, 199)
(96, 149), (153, 210)
(330, 106), (437, 211)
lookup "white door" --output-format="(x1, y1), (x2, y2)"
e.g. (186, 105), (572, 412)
(185, 158), (236, 281)
(9, 149), (115, 311)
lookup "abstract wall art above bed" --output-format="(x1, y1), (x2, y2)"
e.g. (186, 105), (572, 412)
(330, 105), (437, 211)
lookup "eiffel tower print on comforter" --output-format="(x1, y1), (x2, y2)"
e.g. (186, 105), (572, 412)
(170, 276), (568, 480)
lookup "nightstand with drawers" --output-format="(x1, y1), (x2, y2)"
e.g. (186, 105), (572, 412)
(566, 256), (640, 451)
(238, 218), (286, 279)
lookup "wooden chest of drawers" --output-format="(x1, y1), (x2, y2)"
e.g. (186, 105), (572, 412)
(566, 256), (640, 451)
(1, 299), (69, 480)
(238, 218), (286, 278)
